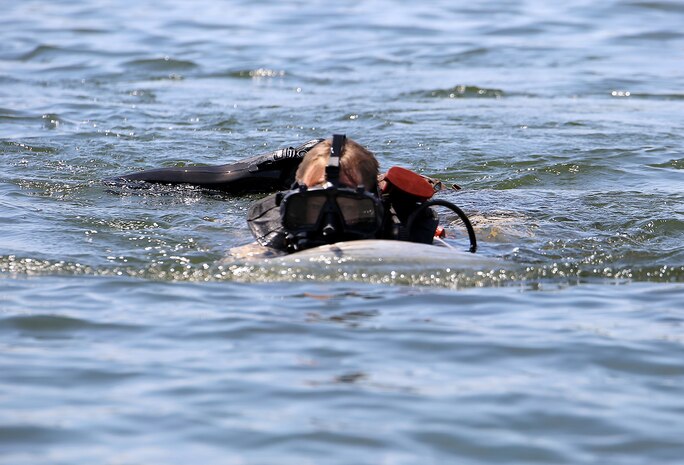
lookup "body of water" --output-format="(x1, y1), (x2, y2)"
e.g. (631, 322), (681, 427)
(1, 0), (683, 463)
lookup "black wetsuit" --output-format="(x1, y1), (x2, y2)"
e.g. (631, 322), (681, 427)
(113, 139), (324, 193)
(111, 139), (438, 252)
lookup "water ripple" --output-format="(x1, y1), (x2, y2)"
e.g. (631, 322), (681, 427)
(123, 57), (199, 71)
(410, 85), (505, 99)
(0, 314), (135, 333)
(2, 0), (684, 463)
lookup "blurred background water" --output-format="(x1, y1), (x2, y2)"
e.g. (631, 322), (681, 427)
(1, 0), (683, 463)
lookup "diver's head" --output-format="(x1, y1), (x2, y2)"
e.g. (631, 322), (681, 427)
(295, 137), (379, 191)
(280, 135), (384, 252)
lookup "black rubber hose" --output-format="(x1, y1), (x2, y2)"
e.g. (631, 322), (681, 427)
(406, 199), (477, 253)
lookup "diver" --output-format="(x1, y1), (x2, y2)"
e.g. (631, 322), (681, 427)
(111, 135), (477, 253)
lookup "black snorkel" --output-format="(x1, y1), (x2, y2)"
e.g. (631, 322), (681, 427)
(326, 133), (345, 186)
(319, 134), (346, 243)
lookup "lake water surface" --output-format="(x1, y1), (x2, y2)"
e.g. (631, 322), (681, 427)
(1, 0), (683, 463)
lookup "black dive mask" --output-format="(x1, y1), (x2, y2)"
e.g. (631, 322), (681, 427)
(279, 134), (384, 252)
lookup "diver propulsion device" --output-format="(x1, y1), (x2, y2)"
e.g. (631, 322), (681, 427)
(279, 134), (385, 252)
(107, 139), (324, 193)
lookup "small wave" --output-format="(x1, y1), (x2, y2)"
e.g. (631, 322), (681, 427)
(441, 47), (493, 64)
(17, 44), (61, 61)
(103, 179), (208, 198)
(16, 44), (127, 61)
(485, 25), (546, 37)
(2, 141), (57, 154)
(0, 111), (68, 130)
(123, 57), (198, 71)
(147, 74), (185, 81)
(0, 108), (34, 123)
(624, 1), (684, 13)
(0, 314), (134, 333)
(614, 30), (684, 41)
(201, 116), (239, 131)
(69, 26), (112, 34)
(123, 88), (157, 103)
(412, 85), (505, 99)
(0, 425), (71, 445)
(612, 92), (684, 100)
(15, 177), (91, 200)
(638, 217), (684, 236)
(649, 158), (684, 170)
(491, 173), (540, 190)
(622, 0), (684, 12)
(0, 76), (20, 85)
(216, 261), (684, 287)
(3, 250), (684, 288)
(164, 19), (247, 31)
(41, 113), (63, 130)
(225, 68), (286, 79)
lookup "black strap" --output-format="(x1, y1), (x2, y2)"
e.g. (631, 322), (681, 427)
(326, 134), (346, 186)
(406, 199), (478, 253)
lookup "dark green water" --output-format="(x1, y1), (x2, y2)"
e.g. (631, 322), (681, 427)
(1, 0), (683, 463)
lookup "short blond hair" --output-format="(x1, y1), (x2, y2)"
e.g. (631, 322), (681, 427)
(295, 138), (379, 191)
